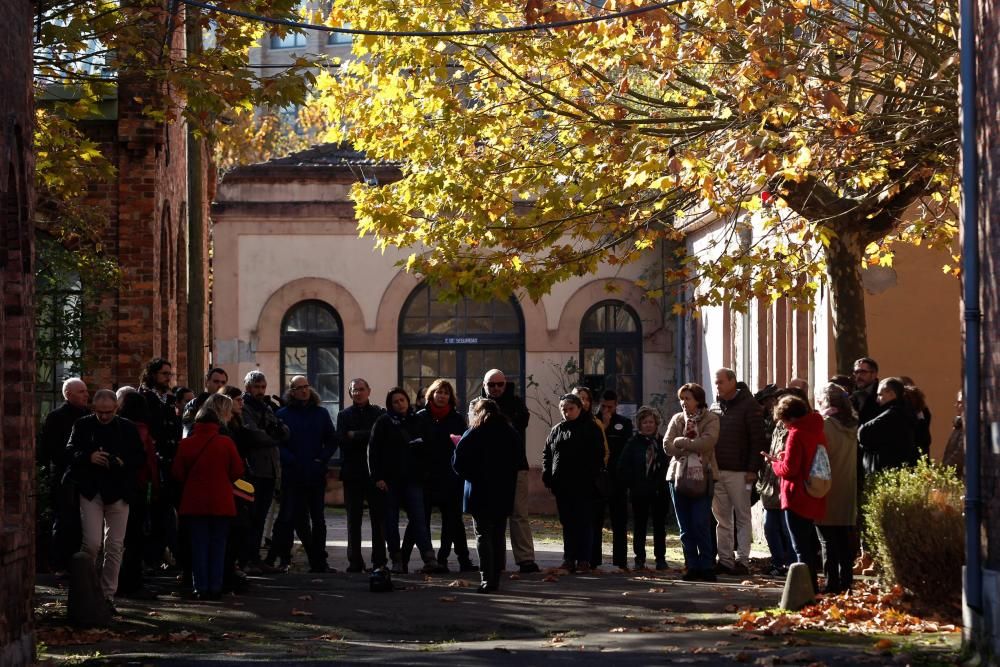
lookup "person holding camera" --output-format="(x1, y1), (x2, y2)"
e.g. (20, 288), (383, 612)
(65, 389), (146, 615)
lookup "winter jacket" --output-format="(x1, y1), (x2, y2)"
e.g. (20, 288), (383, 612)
(471, 383), (530, 470)
(276, 396), (337, 486)
(241, 393), (288, 479)
(336, 402), (385, 482)
(368, 410), (428, 487)
(40, 402), (90, 473)
(756, 423), (788, 511)
(663, 410), (721, 483)
(172, 421), (244, 517)
(139, 387), (182, 463)
(852, 384), (882, 427)
(857, 398), (919, 475)
(709, 387), (766, 474)
(770, 411), (827, 522)
(65, 415), (146, 505)
(602, 412), (634, 484)
(818, 415), (858, 526)
(416, 406), (468, 494)
(452, 418), (520, 518)
(541, 414), (605, 494)
(616, 433), (668, 498)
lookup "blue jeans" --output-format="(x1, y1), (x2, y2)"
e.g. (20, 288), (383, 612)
(189, 516), (230, 595)
(384, 482), (432, 559)
(555, 490), (594, 564)
(669, 483), (715, 572)
(784, 509), (819, 592)
(764, 508), (794, 568)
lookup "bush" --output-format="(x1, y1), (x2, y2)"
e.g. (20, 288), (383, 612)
(863, 457), (964, 607)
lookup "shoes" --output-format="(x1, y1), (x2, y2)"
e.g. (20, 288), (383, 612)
(477, 582), (498, 594)
(390, 560), (407, 574)
(633, 558), (646, 570)
(715, 562), (735, 575)
(259, 562), (287, 574)
(558, 560), (575, 572)
(309, 564), (335, 574)
(574, 561), (592, 574)
(699, 570), (718, 582)
(765, 566), (785, 578)
(518, 561), (541, 574)
(435, 560), (451, 573)
(655, 559), (669, 571)
(459, 560), (479, 573)
(105, 598), (120, 616)
(346, 563), (366, 573)
(421, 561), (448, 574)
(732, 563), (750, 576)
(681, 569), (699, 581)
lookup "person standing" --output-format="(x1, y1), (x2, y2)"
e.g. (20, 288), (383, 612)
(617, 406), (669, 570)
(452, 398), (521, 593)
(368, 387), (441, 574)
(116, 392), (160, 599)
(815, 383), (859, 594)
(336, 378), (387, 573)
(182, 368), (230, 438)
(270, 376), (337, 573)
(571, 386), (610, 567)
(709, 368), (765, 576)
(473, 369), (539, 573)
(756, 399), (795, 578)
(542, 393), (606, 573)
(40, 378), (91, 574)
(598, 390), (634, 570)
(857, 377), (919, 475)
(172, 394), (245, 600)
(413, 380), (476, 572)
(239, 371), (288, 573)
(850, 357), (882, 427)
(762, 395), (827, 594)
(65, 390), (146, 615)
(664, 383), (720, 582)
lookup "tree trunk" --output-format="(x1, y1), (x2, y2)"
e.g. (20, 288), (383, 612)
(824, 229), (869, 375)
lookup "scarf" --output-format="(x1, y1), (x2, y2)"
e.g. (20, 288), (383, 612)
(429, 402), (451, 421)
(684, 408), (704, 439)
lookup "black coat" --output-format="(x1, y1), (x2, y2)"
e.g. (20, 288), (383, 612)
(858, 398), (919, 475)
(368, 411), (427, 487)
(40, 402), (90, 472)
(852, 384), (882, 427)
(240, 393), (288, 480)
(140, 387), (182, 463)
(542, 415), (605, 495)
(452, 418), (520, 519)
(65, 415), (146, 504)
(616, 433), (668, 498)
(602, 412), (634, 481)
(416, 407), (468, 493)
(472, 383), (530, 470)
(337, 402), (385, 482)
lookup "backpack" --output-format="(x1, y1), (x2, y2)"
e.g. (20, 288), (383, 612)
(805, 443), (832, 498)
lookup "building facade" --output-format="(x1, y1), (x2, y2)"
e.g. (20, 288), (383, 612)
(212, 145), (676, 509)
(0, 1), (37, 664)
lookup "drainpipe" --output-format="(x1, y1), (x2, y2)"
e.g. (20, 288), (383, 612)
(959, 0), (982, 614)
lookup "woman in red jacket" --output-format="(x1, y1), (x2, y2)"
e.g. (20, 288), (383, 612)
(172, 393), (244, 600)
(762, 394), (826, 594)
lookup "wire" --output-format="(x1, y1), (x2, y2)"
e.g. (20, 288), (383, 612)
(179, 0), (683, 38)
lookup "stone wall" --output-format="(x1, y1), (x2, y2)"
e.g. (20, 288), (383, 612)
(0, 1), (37, 665)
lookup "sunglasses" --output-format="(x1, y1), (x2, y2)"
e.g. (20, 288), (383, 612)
(486, 382), (505, 388)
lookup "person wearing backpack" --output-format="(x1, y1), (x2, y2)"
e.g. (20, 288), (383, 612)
(816, 383), (858, 594)
(762, 394), (827, 594)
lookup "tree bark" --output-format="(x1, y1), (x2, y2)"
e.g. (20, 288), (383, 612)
(824, 229), (869, 375)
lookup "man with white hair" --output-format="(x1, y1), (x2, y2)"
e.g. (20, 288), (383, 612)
(470, 368), (540, 574)
(40, 377), (91, 573)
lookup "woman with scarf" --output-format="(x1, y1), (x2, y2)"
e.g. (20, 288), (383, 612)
(815, 383), (858, 594)
(368, 387), (440, 574)
(616, 406), (670, 570)
(664, 383), (720, 582)
(542, 393), (606, 573)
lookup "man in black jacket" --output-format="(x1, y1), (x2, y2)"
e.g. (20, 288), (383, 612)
(40, 377), (91, 573)
(474, 369), (540, 574)
(336, 378), (387, 572)
(598, 390), (634, 569)
(851, 357), (882, 426)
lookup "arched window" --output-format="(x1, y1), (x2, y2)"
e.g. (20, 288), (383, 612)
(399, 284), (525, 409)
(580, 300), (642, 415)
(281, 300), (343, 420)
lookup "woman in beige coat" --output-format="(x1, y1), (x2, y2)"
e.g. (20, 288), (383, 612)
(816, 383), (858, 594)
(664, 383), (720, 582)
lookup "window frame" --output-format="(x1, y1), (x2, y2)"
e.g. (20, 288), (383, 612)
(279, 300), (344, 422)
(579, 299), (643, 411)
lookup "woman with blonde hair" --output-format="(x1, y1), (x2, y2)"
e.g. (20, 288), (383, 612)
(172, 393), (244, 600)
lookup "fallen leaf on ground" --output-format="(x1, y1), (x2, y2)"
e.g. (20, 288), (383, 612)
(291, 608), (313, 616)
(662, 616), (688, 624)
(509, 573), (521, 580)
(873, 638), (894, 650)
(312, 633), (344, 641)
(439, 596), (457, 602)
(297, 594), (313, 601)
(609, 627), (628, 633)
(448, 579), (471, 588)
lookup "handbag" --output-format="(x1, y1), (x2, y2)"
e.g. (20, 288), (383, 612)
(675, 452), (709, 498)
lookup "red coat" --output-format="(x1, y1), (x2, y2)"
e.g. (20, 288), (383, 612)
(770, 411), (827, 522)
(172, 421), (244, 517)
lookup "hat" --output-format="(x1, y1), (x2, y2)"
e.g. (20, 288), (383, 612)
(754, 383), (780, 402)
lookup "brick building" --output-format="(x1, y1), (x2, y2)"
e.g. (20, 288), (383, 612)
(1, 1), (38, 663)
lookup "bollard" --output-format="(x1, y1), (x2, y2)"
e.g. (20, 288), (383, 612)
(67, 552), (111, 627)
(779, 562), (815, 611)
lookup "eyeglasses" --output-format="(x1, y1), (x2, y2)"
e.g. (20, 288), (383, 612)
(852, 368), (873, 375)
(291, 384), (310, 390)
(486, 382), (505, 388)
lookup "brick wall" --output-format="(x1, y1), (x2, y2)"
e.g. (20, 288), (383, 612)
(0, 1), (37, 665)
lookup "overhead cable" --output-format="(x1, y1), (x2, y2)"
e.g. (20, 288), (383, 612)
(179, 0), (683, 38)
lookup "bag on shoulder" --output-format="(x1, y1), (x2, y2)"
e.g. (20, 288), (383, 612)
(675, 452), (709, 498)
(805, 444), (832, 498)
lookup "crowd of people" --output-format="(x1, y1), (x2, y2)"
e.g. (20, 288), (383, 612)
(38, 354), (944, 613)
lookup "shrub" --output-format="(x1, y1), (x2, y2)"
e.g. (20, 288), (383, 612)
(863, 457), (964, 607)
